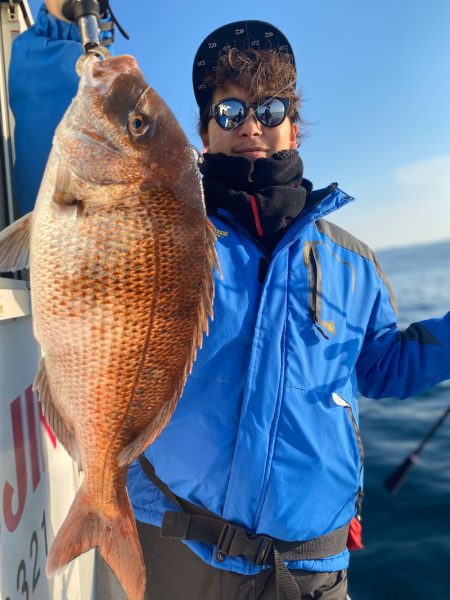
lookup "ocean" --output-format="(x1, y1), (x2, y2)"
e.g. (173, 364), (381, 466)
(348, 239), (450, 600)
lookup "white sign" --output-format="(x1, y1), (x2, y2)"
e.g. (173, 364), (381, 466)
(0, 283), (95, 600)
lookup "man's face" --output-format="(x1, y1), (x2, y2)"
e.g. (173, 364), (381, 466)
(201, 84), (298, 159)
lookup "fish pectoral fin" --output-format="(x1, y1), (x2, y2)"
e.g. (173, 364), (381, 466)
(53, 164), (80, 206)
(0, 212), (32, 272)
(118, 400), (175, 467)
(33, 358), (81, 465)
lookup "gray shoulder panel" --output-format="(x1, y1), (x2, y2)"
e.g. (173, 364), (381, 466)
(315, 219), (374, 260)
(314, 219), (398, 314)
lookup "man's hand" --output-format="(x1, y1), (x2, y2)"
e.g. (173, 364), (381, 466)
(45, 0), (70, 21)
(45, 0), (109, 22)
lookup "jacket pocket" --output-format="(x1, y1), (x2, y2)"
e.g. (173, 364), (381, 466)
(332, 392), (364, 473)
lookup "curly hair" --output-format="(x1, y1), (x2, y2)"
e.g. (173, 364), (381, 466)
(198, 47), (301, 138)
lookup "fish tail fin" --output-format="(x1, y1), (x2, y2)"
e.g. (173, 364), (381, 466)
(46, 483), (145, 600)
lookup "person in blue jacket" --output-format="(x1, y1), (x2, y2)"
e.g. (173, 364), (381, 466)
(8, 7), (450, 600)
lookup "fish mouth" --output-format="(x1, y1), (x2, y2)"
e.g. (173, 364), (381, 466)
(92, 55), (138, 75)
(83, 55), (139, 91)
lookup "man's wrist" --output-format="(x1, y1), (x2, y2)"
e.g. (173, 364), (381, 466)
(44, 0), (69, 21)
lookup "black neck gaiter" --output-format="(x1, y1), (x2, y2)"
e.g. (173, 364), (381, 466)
(201, 150), (308, 251)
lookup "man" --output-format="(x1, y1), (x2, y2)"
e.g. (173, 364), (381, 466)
(9, 9), (450, 600)
(123, 21), (450, 600)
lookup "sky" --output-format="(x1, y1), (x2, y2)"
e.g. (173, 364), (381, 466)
(28, 0), (450, 250)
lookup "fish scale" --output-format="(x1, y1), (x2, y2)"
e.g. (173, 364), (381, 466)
(0, 54), (218, 600)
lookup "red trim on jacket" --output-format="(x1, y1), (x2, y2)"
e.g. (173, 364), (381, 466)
(249, 194), (264, 237)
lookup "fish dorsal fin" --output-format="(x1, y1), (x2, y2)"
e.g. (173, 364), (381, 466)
(0, 212), (32, 272)
(33, 357), (81, 465)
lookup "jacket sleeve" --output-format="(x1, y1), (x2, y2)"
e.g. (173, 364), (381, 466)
(9, 4), (83, 215)
(9, 4), (113, 215)
(356, 266), (450, 399)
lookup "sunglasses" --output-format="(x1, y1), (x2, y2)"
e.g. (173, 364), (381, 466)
(209, 97), (290, 131)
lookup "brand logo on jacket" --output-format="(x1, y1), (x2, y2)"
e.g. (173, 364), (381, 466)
(213, 226), (228, 238)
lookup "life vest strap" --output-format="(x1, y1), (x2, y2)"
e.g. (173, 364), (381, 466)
(139, 456), (350, 600)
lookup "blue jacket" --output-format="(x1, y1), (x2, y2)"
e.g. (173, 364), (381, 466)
(128, 188), (450, 574)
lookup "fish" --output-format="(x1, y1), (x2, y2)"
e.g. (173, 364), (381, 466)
(0, 54), (218, 600)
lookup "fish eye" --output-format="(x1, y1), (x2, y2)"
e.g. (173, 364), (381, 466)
(127, 112), (150, 136)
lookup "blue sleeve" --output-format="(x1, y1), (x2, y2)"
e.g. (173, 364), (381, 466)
(356, 274), (450, 399)
(9, 4), (114, 215)
(9, 5), (82, 215)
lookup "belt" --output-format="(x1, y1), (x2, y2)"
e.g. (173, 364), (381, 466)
(139, 456), (349, 600)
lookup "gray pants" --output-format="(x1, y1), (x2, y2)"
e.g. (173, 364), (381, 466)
(136, 521), (349, 600)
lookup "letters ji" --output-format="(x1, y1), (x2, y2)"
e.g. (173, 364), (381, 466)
(1, 386), (55, 537)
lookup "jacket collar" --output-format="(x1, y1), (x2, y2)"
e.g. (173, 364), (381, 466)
(210, 184), (355, 255)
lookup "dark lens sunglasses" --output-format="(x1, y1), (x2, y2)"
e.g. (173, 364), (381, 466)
(209, 97), (290, 131)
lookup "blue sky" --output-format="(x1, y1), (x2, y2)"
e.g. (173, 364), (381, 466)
(28, 0), (450, 249)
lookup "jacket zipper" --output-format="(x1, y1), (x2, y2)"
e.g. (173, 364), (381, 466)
(332, 392), (364, 520)
(344, 406), (365, 470)
(304, 243), (335, 339)
(344, 403), (364, 521)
